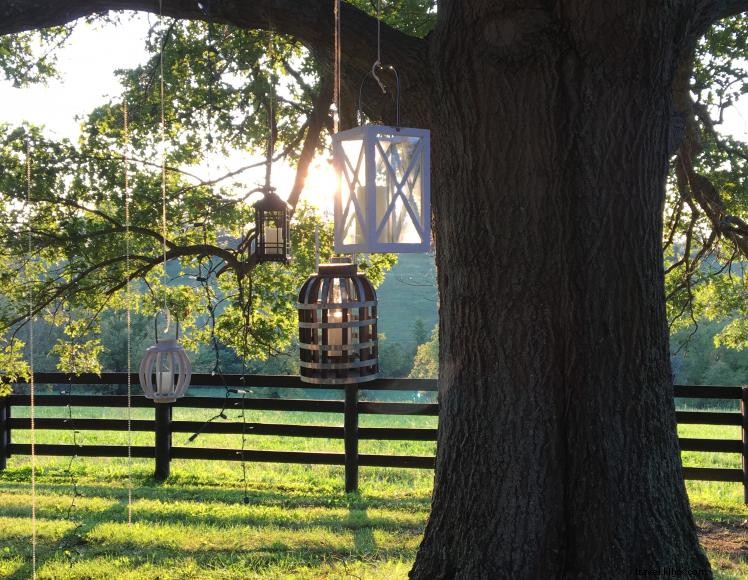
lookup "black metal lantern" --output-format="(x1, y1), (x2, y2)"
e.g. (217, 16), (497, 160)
(252, 187), (290, 263)
(297, 261), (378, 384)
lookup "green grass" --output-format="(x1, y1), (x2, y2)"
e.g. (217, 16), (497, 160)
(0, 408), (745, 578)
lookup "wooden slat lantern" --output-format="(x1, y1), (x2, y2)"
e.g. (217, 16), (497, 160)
(333, 125), (430, 253)
(252, 188), (290, 263)
(297, 262), (378, 384)
(139, 340), (192, 403)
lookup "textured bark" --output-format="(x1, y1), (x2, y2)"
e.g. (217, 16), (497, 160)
(411, 2), (712, 578)
(1, 0), (741, 577)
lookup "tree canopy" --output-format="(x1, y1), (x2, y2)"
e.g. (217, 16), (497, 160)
(1, 2), (745, 385)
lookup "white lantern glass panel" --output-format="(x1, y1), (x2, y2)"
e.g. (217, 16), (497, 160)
(139, 339), (192, 403)
(340, 139), (367, 247)
(374, 133), (424, 245)
(333, 124), (430, 253)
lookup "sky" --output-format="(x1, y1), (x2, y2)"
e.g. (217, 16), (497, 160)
(0, 13), (334, 210)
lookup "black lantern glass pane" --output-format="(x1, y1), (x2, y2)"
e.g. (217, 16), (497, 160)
(261, 210), (286, 257)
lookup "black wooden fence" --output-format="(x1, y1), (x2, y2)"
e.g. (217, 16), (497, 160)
(1, 374), (746, 501)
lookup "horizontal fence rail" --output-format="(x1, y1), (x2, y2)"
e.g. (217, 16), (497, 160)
(0, 375), (745, 500)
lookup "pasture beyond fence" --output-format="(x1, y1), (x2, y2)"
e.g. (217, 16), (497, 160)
(0, 374), (746, 502)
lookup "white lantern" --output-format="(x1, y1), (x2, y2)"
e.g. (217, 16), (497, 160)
(333, 124), (430, 253)
(138, 339), (192, 403)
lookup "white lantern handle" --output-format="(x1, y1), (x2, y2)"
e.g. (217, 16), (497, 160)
(358, 64), (400, 128)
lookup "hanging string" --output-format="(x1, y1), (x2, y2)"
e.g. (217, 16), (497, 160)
(376, 0), (381, 66)
(206, 0), (215, 152)
(333, 0), (341, 133)
(240, 391), (249, 504)
(369, 0), (388, 95)
(26, 139), (37, 580)
(159, 0), (170, 335)
(204, 0), (216, 200)
(63, 369), (80, 520)
(264, 29), (275, 192)
(124, 100), (133, 525)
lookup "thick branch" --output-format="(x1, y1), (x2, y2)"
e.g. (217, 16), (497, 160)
(287, 70), (333, 211)
(693, 0), (748, 38)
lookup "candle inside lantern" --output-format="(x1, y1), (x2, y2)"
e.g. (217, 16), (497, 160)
(158, 371), (174, 395)
(264, 227), (282, 254)
(328, 309), (344, 357)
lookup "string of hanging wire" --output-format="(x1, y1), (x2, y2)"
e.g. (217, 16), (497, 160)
(124, 99), (134, 525)
(25, 138), (37, 580)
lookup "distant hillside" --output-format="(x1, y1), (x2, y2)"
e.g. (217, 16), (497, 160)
(376, 253), (438, 348)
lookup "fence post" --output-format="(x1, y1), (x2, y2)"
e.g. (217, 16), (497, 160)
(0, 397), (7, 471)
(741, 386), (747, 505)
(344, 384), (359, 493)
(154, 403), (172, 481)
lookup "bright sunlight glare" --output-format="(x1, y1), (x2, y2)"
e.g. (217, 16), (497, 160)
(0, 13), (336, 213)
(0, 12), (746, 211)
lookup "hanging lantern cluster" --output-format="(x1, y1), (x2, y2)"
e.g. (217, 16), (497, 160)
(298, 261), (378, 384)
(296, 1), (432, 383)
(252, 187), (291, 263)
(139, 339), (192, 403)
(333, 123), (430, 254)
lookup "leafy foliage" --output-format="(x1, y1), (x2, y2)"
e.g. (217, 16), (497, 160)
(0, 4), (747, 377)
(408, 325), (437, 379)
(0, 14), (400, 374)
(666, 14), (748, 351)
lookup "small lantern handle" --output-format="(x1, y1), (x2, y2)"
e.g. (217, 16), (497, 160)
(357, 63), (400, 129)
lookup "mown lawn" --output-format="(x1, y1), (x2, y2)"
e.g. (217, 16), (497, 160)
(0, 407), (745, 579)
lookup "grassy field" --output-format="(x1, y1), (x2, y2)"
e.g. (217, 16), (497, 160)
(0, 406), (746, 579)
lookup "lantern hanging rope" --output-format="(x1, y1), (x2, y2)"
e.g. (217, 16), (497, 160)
(158, 0), (170, 333)
(25, 139), (37, 580)
(333, 0), (340, 134)
(124, 99), (134, 524)
(139, 1), (192, 404)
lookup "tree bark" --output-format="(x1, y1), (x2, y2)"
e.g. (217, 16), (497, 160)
(411, 2), (711, 577)
(1, 0), (738, 577)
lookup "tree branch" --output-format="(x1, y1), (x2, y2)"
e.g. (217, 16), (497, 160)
(287, 69), (333, 211)
(0, 0), (431, 125)
(693, 0), (748, 38)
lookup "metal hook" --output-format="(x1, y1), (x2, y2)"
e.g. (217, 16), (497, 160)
(358, 63), (401, 128)
(371, 61), (387, 94)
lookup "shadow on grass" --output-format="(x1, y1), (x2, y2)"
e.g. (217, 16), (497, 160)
(0, 475), (431, 512)
(6, 493), (132, 580)
(347, 493), (377, 553)
(0, 475), (427, 579)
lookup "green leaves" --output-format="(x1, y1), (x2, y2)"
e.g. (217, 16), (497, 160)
(0, 337), (29, 395)
(0, 25), (75, 87)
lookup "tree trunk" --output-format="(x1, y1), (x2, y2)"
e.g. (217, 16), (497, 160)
(0, 0), (726, 577)
(412, 3), (710, 578)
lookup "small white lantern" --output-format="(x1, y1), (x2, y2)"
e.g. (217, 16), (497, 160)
(333, 124), (430, 253)
(138, 339), (192, 403)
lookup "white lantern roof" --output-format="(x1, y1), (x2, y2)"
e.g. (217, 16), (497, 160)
(333, 124), (430, 254)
